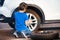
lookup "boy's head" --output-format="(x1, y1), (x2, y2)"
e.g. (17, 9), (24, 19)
(18, 2), (27, 11)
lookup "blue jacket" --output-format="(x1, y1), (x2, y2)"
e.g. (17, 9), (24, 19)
(14, 12), (29, 32)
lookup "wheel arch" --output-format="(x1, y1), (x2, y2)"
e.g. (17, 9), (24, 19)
(27, 4), (45, 23)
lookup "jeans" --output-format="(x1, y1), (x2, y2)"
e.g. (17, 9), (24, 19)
(16, 29), (31, 38)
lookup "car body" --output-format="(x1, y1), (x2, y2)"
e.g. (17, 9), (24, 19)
(0, 0), (60, 31)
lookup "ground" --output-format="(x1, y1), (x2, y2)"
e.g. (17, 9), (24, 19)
(0, 21), (60, 40)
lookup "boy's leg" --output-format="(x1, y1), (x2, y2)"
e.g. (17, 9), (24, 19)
(21, 31), (28, 38)
(21, 30), (31, 40)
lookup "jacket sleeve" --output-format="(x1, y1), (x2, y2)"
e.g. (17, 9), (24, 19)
(25, 14), (29, 20)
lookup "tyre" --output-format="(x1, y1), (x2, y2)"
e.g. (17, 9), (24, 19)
(8, 8), (41, 32)
(30, 31), (59, 40)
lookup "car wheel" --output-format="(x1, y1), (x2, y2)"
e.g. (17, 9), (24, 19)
(26, 9), (41, 31)
(8, 9), (41, 32)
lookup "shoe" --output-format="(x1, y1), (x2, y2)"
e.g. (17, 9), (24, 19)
(13, 32), (19, 38)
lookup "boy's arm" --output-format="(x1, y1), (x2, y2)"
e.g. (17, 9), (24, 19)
(25, 14), (32, 26)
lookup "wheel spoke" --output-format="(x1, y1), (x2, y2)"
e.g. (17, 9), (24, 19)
(31, 21), (37, 24)
(30, 24), (34, 29)
(29, 14), (32, 19)
(32, 18), (36, 21)
(28, 25), (32, 30)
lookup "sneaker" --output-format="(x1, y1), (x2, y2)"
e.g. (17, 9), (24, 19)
(13, 32), (19, 38)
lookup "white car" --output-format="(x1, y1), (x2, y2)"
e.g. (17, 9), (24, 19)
(0, 0), (60, 31)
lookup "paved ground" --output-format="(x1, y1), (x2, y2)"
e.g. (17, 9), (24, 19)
(0, 21), (60, 40)
(0, 29), (27, 40)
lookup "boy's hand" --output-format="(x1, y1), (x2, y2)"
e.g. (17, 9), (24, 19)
(25, 19), (32, 26)
(25, 20), (28, 26)
(28, 19), (32, 23)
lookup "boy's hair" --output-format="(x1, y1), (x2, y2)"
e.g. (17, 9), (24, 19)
(18, 2), (27, 10)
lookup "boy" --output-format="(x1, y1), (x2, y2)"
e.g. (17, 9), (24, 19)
(13, 2), (32, 39)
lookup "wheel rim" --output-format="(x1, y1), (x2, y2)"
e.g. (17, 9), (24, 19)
(26, 13), (38, 31)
